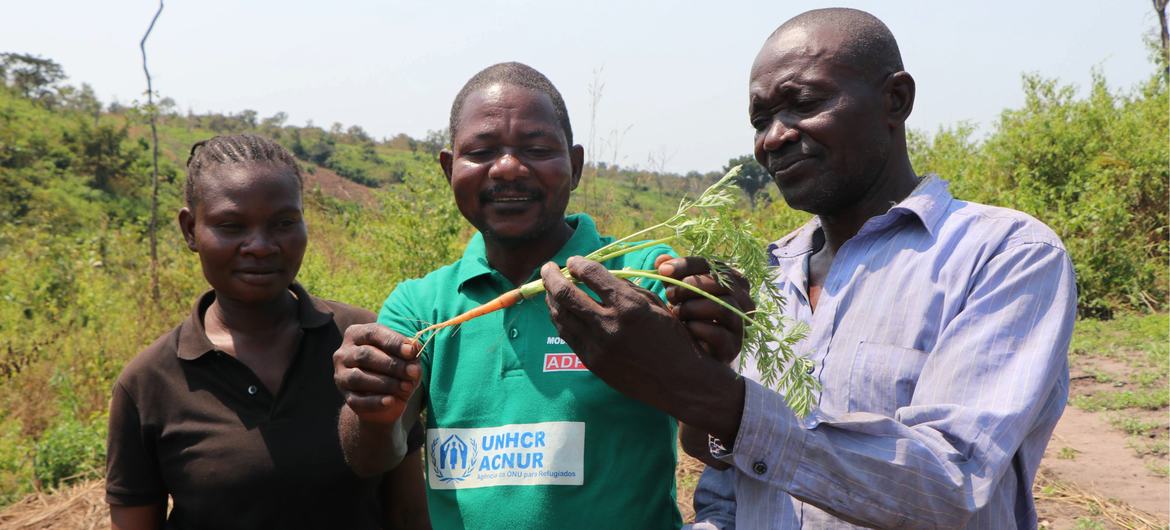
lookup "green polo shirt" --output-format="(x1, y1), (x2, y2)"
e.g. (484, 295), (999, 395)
(379, 213), (681, 530)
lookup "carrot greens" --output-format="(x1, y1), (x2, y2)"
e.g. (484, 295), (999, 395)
(413, 166), (818, 416)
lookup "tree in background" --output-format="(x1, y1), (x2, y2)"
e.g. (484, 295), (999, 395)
(0, 53), (65, 106)
(140, 0), (164, 302)
(420, 128), (450, 157)
(1155, 0), (1168, 77)
(723, 154), (771, 208)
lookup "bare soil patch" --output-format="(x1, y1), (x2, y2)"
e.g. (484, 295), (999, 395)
(1037, 406), (1169, 528)
(303, 165), (377, 205)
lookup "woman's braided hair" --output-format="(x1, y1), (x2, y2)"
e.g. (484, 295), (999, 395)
(184, 134), (303, 208)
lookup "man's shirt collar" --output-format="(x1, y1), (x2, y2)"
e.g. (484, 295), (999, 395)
(768, 175), (953, 263)
(454, 213), (604, 291)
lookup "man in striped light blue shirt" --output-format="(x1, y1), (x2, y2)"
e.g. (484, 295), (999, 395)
(684, 8), (1078, 529)
(542, 7), (1076, 529)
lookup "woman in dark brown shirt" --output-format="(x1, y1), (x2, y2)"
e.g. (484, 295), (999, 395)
(105, 134), (426, 530)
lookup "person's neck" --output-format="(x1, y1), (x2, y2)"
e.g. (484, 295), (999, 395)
(818, 156), (920, 254)
(485, 220), (575, 287)
(206, 288), (299, 337)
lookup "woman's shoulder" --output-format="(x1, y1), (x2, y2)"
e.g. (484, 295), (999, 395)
(114, 322), (186, 396)
(309, 296), (377, 329)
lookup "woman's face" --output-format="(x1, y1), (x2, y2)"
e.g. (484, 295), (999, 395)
(179, 161), (306, 305)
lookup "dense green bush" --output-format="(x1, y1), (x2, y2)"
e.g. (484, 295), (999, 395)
(910, 70), (1168, 316)
(32, 415), (104, 490)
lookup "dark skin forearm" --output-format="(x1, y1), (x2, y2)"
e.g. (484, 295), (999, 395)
(381, 448), (430, 530)
(541, 257), (748, 447)
(110, 503), (165, 530)
(670, 363), (746, 446)
(339, 405), (408, 477)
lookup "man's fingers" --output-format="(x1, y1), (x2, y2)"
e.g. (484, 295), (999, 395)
(563, 256), (638, 306)
(653, 253), (673, 269)
(684, 320), (741, 364)
(665, 272), (733, 305)
(345, 323), (421, 360)
(657, 256), (711, 280)
(542, 260), (606, 315)
(339, 344), (421, 380)
(335, 366), (416, 399)
(545, 296), (592, 358)
(675, 297), (743, 332)
(345, 393), (407, 417)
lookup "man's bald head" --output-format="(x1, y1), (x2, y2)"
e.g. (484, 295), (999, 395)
(767, 8), (903, 81)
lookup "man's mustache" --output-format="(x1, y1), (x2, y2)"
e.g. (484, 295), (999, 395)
(480, 184), (545, 202)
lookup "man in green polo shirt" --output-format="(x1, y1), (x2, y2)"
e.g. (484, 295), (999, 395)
(332, 62), (683, 529)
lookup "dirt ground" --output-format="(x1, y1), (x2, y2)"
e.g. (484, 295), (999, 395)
(1037, 406), (1168, 528)
(2, 323), (1165, 529)
(3, 412), (1162, 530)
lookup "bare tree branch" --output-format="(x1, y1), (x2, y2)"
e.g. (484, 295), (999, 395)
(141, 0), (164, 303)
(1156, 0), (1169, 78)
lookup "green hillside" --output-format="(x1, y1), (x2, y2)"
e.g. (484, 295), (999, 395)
(0, 50), (1166, 506)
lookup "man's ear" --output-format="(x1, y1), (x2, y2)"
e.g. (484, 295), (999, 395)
(178, 208), (197, 251)
(569, 144), (585, 191)
(884, 71), (915, 127)
(439, 149), (454, 185)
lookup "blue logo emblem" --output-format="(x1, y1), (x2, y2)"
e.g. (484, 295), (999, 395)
(431, 434), (478, 482)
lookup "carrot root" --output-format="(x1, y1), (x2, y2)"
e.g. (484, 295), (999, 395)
(413, 288), (526, 341)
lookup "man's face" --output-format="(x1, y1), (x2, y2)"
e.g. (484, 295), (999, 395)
(441, 83), (583, 246)
(749, 26), (892, 216)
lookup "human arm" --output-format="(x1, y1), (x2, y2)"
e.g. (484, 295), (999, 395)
(379, 442), (430, 530)
(110, 505), (165, 530)
(106, 383), (168, 529)
(334, 323), (423, 476)
(685, 466), (737, 530)
(654, 255), (752, 468)
(540, 257), (747, 443)
(715, 241), (1076, 528)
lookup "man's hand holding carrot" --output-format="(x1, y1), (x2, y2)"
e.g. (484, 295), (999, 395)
(540, 256), (752, 449)
(332, 323), (423, 476)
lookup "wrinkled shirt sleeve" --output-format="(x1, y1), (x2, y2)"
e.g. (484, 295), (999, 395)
(688, 466), (737, 530)
(727, 241), (1075, 528)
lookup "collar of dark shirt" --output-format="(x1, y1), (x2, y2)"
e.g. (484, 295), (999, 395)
(175, 282), (333, 360)
(767, 174), (954, 261)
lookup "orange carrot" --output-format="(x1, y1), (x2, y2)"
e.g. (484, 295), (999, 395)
(413, 288), (526, 341)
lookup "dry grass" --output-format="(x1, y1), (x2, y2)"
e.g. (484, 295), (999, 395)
(675, 450), (705, 522)
(1034, 468), (1167, 530)
(4, 462), (1165, 529)
(0, 456), (708, 529)
(0, 480), (107, 530)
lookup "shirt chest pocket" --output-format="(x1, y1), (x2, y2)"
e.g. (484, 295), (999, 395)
(847, 341), (929, 415)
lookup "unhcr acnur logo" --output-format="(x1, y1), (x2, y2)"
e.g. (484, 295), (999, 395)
(432, 434), (478, 482)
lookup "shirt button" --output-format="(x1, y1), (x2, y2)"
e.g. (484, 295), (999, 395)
(509, 328), (519, 339)
(752, 461), (768, 475)
(247, 385), (258, 395)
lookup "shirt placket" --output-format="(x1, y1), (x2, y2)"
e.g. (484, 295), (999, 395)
(211, 352), (275, 422)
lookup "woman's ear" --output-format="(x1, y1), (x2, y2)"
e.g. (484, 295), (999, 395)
(178, 207), (197, 251)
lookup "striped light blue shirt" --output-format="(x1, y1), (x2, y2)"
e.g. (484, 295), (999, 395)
(692, 176), (1076, 529)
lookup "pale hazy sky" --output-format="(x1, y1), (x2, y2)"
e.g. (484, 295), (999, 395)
(3, 1), (1161, 173)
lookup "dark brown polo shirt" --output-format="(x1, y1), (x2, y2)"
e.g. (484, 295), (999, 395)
(106, 283), (422, 529)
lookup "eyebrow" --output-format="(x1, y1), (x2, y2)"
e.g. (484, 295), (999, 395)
(204, 203), (302, 217)
(466, 128), (560, 142)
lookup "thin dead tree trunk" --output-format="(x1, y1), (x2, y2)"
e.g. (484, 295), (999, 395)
(141, 0), (164, 303)
(1156, 0), (1169, 78)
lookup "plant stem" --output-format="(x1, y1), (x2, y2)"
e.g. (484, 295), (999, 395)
(586, 236), (678, 264)
(511, 267), (760, 333)
(609, 269), (763, 329)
